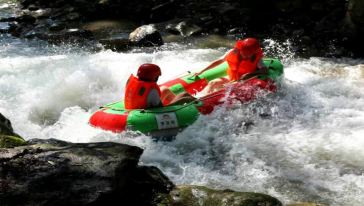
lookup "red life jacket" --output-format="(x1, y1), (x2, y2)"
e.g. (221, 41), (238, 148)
(225, 48), (264, 81)
(124, 74), (161, 109)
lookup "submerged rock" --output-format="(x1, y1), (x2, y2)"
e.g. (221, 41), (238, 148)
(158, 185), (282, 206)
(0, 138), (174, 205)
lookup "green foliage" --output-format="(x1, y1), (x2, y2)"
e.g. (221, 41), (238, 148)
(0, 135), (26, 148)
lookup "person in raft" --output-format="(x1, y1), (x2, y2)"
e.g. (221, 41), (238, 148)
(197, 37), (268, 93)
(124, 63), (193, 110)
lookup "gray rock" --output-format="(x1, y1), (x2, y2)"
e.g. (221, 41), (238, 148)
(0, 138), (174, 205)
(129, 24), (164, 47)
(166, 21), (202, 37)
(158, 185), (283, 206)
(0, 113), (26, 148)
(16, 14), (36, 24)
(45, 28), (94, 44)
(348, 0), (364, 31)
(150, 1), (177, 22)
(48, 22), (66, 32)
(0, 113), (14, 136)
(99, 37), (132, 51)
(0, 22), (11, 33)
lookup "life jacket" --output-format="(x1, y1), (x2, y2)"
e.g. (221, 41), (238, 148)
(225, 48), (264, 81)
(124, 74), (161, 109)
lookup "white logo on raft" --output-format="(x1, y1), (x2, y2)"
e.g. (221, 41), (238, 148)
(155, 112), (179, 130)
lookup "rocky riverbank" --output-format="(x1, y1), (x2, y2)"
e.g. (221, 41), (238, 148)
(0, 113), (283, 206)
(1, 0), (364, 57)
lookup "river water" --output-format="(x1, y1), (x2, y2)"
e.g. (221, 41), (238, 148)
(1, 2), (364, 206)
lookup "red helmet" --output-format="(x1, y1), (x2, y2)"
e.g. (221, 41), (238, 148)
(137, 63), (161, 81)
(235, 38), (261, 58)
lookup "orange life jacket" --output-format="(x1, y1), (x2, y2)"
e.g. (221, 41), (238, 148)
(124, 74), (161, 109)
(225, 48), (263, 81)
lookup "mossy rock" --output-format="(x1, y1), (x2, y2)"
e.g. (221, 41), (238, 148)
(0, 135), (27, 148)
(157, 185), (282, 206)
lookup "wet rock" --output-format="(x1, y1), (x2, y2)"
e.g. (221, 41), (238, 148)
(0, 113), (26, 148)
(48, 22), (66, 32)
(150, 1), (177, 22)
(0, 138), (174, 205)
(81, 20), (137, 39)
(193, 34), (235, 49)
(16, 14), (36, 24)
(129, 24), (163, 47)
(31, 8), (53, 19)
(99, 37), (132, 51)
(65, 12), (81, 21)
(8, 0), (364, 57)
(0, 135), (26, 148)
(0, 22), (11, 33)
(274, 0), (305, 12)
(45, 28), (94, 44)
(0, 113), (15, 137)
(0, 16), (16, 22)
(287, 203), (328, 206)
(28, 4), (39, 11)
(158, 185), (282, 206)
(166, 21), (202, 37)
(348, 0), (364, 33)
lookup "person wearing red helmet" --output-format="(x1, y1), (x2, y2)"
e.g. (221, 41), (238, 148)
(124, 63), (163, 109)
(225, 38), (267, 81)
(197, 38), (268, 93)
(124, 63), (195, 109)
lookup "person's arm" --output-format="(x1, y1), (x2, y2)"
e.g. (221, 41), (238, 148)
(146, 89), (163, 108)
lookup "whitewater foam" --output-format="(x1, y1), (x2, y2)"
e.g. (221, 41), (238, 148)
(1, 37), (364, 205)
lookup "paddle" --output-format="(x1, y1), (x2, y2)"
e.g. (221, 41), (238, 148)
(237, 61), (272, 81)
(193, 59), (225, 77)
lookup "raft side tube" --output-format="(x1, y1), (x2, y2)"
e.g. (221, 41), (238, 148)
(126, 102), (201, 133)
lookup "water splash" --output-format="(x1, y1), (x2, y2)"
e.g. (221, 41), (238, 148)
(1, 35), (364, 205)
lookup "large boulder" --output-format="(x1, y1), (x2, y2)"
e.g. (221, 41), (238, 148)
(158, 185), (282, 206)
(0, 138), (174, 205)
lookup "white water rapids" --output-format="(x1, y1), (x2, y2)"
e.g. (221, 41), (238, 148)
(1, 28), (364, 205)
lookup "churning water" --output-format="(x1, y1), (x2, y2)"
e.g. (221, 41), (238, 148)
(1, 19), (364, 206)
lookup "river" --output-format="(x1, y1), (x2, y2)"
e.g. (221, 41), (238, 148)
(1, 2), (364, 205)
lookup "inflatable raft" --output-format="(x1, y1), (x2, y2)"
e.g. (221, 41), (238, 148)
(89, 58), (283, 136)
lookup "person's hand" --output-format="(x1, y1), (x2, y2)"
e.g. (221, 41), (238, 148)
(257, 66), (268, 74)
